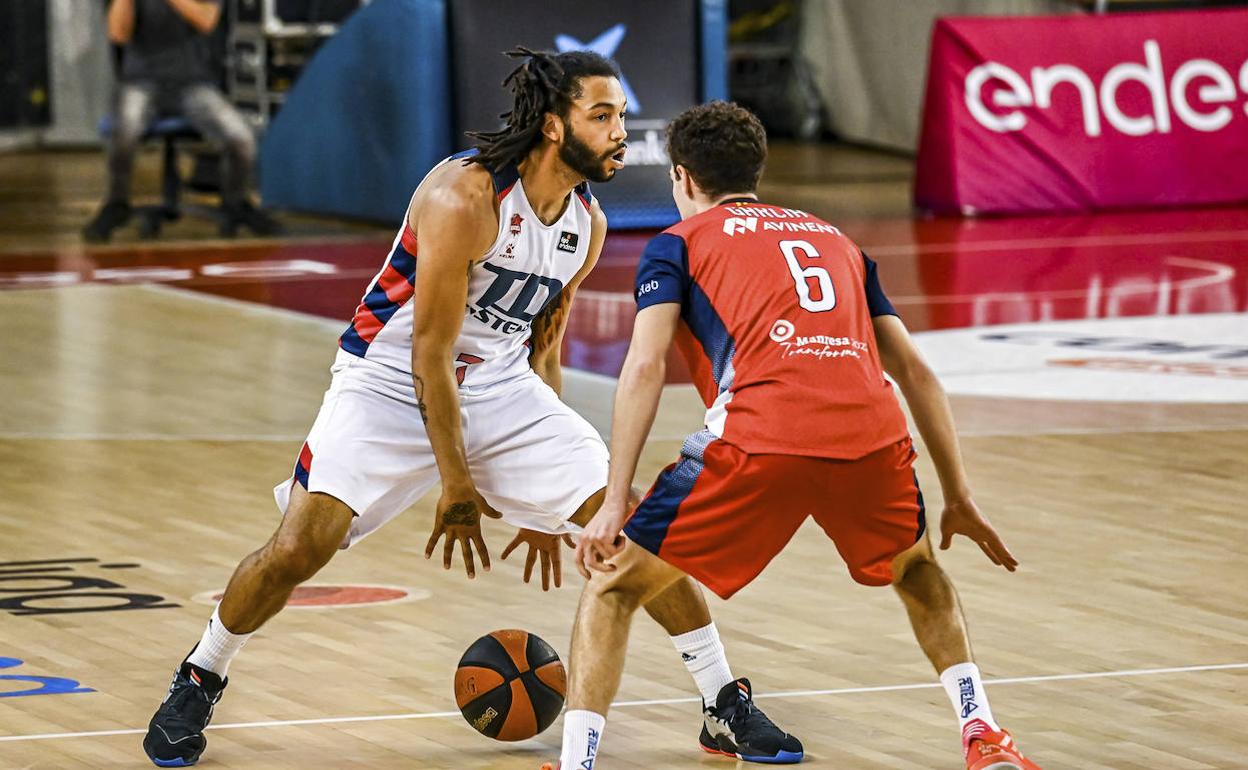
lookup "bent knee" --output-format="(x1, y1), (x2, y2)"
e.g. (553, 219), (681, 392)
(588, 577), (649, 612)
(890, 535), (937, 586)
(263, 535), (335, 585)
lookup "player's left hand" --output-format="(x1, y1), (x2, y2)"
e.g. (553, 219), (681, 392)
(938, 496), (1019, 571)
(575, 500), (629, 579)
(500, 529), (575, 590)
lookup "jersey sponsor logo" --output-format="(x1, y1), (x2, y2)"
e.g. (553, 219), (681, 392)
(723, 216), (758, 236)
(763, 220), (843, 235)
(469, 264), (565, 335)
(637, 278), (661, 297)
(768, 320), (868, 361)
(770, 319), (795, 342)
(915, 313), (1248, 403)
(558, 230), (579, 253)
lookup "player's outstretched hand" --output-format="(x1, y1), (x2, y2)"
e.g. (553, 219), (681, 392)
(575, 501), (629, 580)
(938, 496), (1019, 571)
(426, 490), (501, 579)
(501, 529), (575, 590)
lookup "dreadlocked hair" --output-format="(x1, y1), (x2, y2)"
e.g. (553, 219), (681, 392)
(465, 47), (619, 173)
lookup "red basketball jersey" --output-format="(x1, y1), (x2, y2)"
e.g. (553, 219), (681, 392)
(634, 199), (908, 460)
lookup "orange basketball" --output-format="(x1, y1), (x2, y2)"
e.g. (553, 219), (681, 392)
(454, 629), (566, 741)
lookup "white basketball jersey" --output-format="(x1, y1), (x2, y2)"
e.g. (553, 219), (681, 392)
(339, 150), (595, 388)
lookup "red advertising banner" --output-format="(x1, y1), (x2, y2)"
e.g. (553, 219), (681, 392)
(915, 10), (1248, 214)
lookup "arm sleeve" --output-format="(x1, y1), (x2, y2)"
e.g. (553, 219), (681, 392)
(634, 232), (689, 310)
(862, 250), (898, 318)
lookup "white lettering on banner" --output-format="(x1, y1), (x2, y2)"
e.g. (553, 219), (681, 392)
(1033, 64), (1101, 136)
(965, 40), (1248, 137)
(626, 129), (670, 166)
(1242, 59), (1248, 116)
(1171, 59), (1236, 132)
(94, 267), (195, 283)
(200, 260), (338, 278)
(966, 62), (1033, 132)
(0, 271), (80, 288)
(1099, 40), (1171, 136)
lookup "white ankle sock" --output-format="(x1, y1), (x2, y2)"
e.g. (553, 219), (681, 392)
(671, 622), (735, 706)
(185, 606), (252, 678)
(559, 709), (606, 770)
(939, 662), (1000, 740)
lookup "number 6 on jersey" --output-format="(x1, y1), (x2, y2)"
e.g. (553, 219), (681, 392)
(780, 239), (836, 312)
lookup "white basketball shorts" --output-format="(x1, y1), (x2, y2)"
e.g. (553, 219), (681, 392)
(273, 349), (609, 548)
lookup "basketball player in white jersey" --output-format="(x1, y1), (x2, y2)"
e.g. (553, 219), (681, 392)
(143, 48), (799, 768)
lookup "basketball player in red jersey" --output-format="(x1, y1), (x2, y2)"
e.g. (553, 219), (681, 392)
(143, 53), (798, 768)
(543, 102), (1043, 770)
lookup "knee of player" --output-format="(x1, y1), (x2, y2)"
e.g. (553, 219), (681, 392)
(586, 572), (649, 611)
(890, 553), (948, 598)
(264, 534), (334, 584)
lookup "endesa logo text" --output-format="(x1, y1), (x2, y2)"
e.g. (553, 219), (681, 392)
(965, 40), (1248, 137)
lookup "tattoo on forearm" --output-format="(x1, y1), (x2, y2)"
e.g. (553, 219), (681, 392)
(413, 374), (429, 425)
(443, 501), (478, 526)
(529, 291), (570, 357)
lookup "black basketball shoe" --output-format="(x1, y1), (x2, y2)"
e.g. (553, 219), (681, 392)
(698, 678), (803, 764)
(142, 660), (226, 767)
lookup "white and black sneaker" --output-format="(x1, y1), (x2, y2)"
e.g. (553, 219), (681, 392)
(699, 678), (803, 764)
(142, 659), (226, 767)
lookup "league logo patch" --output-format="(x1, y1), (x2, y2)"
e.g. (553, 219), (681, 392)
(558, 231), (579, 253)
(510, 213), (524, 236)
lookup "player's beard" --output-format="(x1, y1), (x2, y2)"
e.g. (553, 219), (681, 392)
(559, 121), (618, 184)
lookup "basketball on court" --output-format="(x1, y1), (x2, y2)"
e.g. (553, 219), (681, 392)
(454, 629), (566, 741)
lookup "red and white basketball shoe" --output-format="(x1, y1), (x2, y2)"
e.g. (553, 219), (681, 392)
(963, 719), (1042, 770)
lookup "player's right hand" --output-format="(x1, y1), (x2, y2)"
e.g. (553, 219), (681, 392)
(575, 499), (629, 579)
(426, 490), (501, 579)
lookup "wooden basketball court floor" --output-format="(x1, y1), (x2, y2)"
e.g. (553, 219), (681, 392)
(1, 144), (1246, 769)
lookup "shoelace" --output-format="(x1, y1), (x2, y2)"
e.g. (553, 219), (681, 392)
(165, 674), (222, 726)
(730, 698), (782, 737)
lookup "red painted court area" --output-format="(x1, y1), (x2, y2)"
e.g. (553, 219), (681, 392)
(3, 207), (1246, 379)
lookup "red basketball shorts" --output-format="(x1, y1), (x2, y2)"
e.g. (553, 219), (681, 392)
(623, 432), (926, 599)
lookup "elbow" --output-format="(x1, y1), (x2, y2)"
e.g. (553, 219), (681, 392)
(107, 25), (132, 44)
(624, 354), (666, 385)
(893, 358), (939, 394)
(410, 346), (451, 378)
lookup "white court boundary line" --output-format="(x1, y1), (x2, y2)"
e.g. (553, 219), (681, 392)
(2, 662), (1244, 743)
